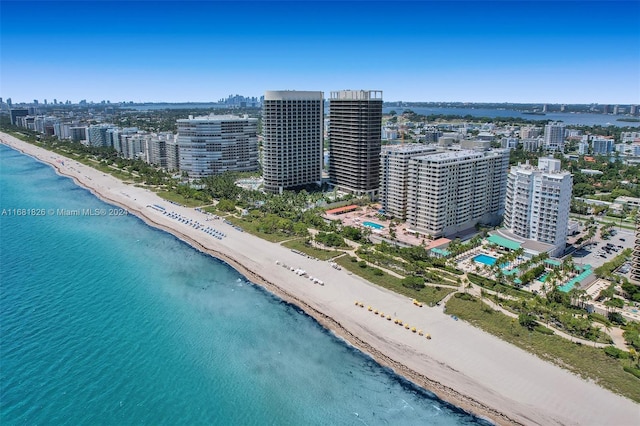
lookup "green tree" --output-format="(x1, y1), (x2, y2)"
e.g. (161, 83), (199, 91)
(518, 312), (538, 330)
(401, 276), (425, 291)
(216, 199), (236, 212)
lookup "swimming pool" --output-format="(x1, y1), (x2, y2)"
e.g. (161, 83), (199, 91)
(362, 221), (384, 230)
(473, 254), (497, 266)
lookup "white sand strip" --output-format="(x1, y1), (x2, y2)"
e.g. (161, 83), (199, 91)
(2, 133), (638, 426)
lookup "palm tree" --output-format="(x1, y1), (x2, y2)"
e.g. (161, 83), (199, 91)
(568, 287), (580, 308)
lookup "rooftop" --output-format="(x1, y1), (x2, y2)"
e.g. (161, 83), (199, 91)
(177, 114), (254, 123)
(325, 205), (359, 215)
(487, 234), (522, 251)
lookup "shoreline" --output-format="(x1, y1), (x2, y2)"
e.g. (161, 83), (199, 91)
(2, 133), (638, 426)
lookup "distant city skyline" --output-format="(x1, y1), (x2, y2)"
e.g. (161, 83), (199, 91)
(1, 1), (639, 104)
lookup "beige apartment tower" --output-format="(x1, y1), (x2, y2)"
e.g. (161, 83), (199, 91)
(379, 144), (437, 219)
(262, 91), (324, 193)
(328, 90), (383, 198)
(406, 149), (510, 238)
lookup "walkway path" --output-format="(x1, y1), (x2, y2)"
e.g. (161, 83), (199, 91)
(593, 323), (629, 351)
(456, 279), (612, 348)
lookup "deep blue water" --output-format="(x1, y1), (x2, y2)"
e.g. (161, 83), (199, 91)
(129, 103), (638, 127)
(382, 107), (639, 127)
(0, 143), (489, 425)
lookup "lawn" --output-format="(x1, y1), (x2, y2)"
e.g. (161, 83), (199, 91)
(223, 216), (293, 243)
(336, 255), (455, 306)
(156, 191), (206, 208)
(445, 294), (640, 402)
(281, 239), (343, 261)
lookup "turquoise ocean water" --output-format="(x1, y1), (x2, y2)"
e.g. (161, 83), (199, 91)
(0, 144), (488, 425)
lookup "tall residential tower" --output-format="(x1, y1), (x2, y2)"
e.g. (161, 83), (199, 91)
(328, 90), (383, 198)
(405, 149), (510, 238)
(262, 91), (324, 193)
(176, 115), (258, 179)
(543, 122), (566, 152)
(503, 158), (573, 257)
(379, 144), (437, 219)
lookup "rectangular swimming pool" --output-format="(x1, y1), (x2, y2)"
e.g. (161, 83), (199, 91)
(362, 221), (384, 230)
(473, 254), (497, 266)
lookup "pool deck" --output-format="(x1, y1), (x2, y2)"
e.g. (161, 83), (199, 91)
(473, 254), (497, 266)
(324, 204), (427, 246)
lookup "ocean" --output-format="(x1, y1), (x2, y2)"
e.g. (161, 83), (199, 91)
(0, 143), (488, 425)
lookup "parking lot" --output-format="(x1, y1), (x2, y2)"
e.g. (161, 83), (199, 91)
(571, 228), (635, 269)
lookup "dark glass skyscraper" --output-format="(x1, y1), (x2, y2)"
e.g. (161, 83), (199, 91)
(262, 90), (324, 194)
(328, 90), (382, 198)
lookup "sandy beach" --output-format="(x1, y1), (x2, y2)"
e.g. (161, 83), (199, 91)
(2, 133), (638, 425)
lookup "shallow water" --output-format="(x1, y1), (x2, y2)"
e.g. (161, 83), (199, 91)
(0, 144), (489, 425)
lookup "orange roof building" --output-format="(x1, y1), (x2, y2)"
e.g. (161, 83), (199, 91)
(325, 205), (359, 215)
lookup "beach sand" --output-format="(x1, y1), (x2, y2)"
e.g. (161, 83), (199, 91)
(2, 133), (638, 426)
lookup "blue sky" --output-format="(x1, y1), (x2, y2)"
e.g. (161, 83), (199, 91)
(1, 1), (639, 104)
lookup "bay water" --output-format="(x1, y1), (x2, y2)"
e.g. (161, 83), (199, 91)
(0, 144), (488, 425)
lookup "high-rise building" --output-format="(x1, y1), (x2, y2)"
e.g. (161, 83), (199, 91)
(9, 108), (28, 125)
(379, 144), (437, 219)
(147, 133), (174, 168)
(120, 133), (150, 160)
(578, 141), (589, 155)
(328, 90), (383, 198)
(176, 115), (259, 179)
(503, 158), (572, 257)
(166, 138), (180, 171)
(262, 91), (323, 193)
(592, 137), (615, 155)
(405, 149), (510, 238)
(88, 124), (117, 147)
(521, 138), (543, 152)
(520, 126), (541, 139)
(69, 126), (88, 143)
(543, 122), (566, 151)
